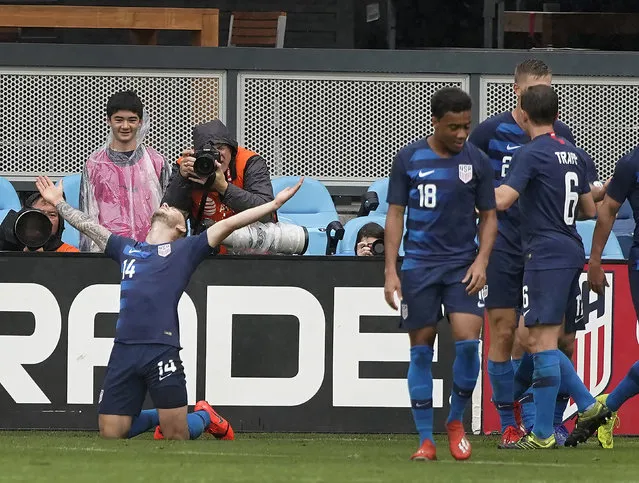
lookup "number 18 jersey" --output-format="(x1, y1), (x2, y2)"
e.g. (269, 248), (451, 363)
(387, 137), (495, 270)
(504, 133), (590, 270)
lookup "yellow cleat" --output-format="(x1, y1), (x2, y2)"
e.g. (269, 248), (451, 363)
(596, 394), (619, 449)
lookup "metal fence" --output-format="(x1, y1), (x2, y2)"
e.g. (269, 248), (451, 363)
(2, 45), (639, 189)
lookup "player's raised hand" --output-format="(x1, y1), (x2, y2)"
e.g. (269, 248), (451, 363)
(35, 176), (64, 206)
(588, 263), (608, 296)
(462, 259), (487, 295)
(384, 271), (403, 310)
(274, 177), (304, 208)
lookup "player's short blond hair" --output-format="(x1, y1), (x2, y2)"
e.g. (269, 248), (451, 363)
(515, 59), (551, 83)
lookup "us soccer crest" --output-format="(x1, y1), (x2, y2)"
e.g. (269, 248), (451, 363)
(158, 244), (171, 257)
(459, 164), (473, 184)
(401, 302), (408, 320)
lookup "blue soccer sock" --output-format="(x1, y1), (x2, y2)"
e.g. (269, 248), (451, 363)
(487, 360), (516, 432)
(554, 393), (570, 426)
(607, 361), (639, 412)
(128, 409), (159, 438)
(531, 350), (561, 439)
(557, 350), (595, 412)
(408, 345), (435, 445)
(513, 352), (535, 430)
(447, 340), (480, 425)
(513, 353), (534, 400)
(188, 410), (212, 440)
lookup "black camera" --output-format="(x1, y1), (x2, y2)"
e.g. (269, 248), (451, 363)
(193, 144), (221, 178)
(0, 208), (53, 251)
(370, 239), (384, 256)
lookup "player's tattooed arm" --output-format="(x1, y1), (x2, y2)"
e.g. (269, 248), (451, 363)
(55, 201), (111, 251)
(35, 175), (112, 251)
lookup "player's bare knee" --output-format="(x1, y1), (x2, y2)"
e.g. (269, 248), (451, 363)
(99, 424), (128, 439)
(409, 326), (437, 347)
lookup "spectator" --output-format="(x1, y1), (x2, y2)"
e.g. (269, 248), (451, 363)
(355, 222), (385, 256)
(161, 119), (274, 239)
(0, 192), (78, 252)
(80, 90), (170, 251)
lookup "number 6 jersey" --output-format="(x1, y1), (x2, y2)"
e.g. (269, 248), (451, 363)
(504, 132), (590, 270)
(104, 231), (213, 348)
(387, 137), (495, 271)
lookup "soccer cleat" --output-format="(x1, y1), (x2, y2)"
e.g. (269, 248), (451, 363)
(446, 420), (472, 460)
(410, 439), (437, 461)
(153, 425), (164, 440)
(194, 400), (235, 440)
(504, 432), (556, 449)
(553, 424), (569, 447)
(498, 425), (524, 448)
(565, 400), (612, 447)
(595, 394), (619, 449)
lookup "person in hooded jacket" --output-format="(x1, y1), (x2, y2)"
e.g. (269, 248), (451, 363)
(161, 120), (275, 237)
(0, 192), (79, 252)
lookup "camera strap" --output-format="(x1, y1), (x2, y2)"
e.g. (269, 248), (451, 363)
(193, 189), (210, 235)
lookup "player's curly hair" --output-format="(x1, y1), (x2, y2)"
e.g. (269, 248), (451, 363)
(431, 87), (472, 119)
(515, 59), (551, 83)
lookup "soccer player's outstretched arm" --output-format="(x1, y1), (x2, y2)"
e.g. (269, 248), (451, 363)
(576, 192), (596, 220)
(35, 176), (112, 251)
(588, 157), (632, 295)
(206, 177), (304, 248)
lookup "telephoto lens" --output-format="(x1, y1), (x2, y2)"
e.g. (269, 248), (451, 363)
(222, 222), (309, 255)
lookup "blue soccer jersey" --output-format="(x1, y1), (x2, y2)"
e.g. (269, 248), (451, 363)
(469, 112), (575, 255)
(104, 231), (213, 348)
(504, 133), (591, 270)
(606, 146), (639, 262)
(387, 138), (495, 270)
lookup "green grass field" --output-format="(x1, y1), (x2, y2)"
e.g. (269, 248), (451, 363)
(0, 432), (636, 482)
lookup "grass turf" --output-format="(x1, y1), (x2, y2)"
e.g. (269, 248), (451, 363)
(0, 431), (636, 482)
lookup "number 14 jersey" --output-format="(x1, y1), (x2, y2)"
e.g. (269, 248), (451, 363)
(387, 137), (495, 270)
(504, 133), (590, 270)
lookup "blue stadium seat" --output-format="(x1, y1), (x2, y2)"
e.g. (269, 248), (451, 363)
(271, 176), (342, 255)
(367, 178), (390, 215)
(577, 219), (624, 260)
(613, 200), (634, 259)
(57, 173), (81, 248)
(0, 176), (21, 224)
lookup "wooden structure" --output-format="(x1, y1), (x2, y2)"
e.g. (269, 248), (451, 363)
(0, 5), (219, 46)
(228, 11), (287, 48)
(503, 11), (639, 48)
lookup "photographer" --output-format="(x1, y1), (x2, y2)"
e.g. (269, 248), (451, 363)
(355, 222), (384, 257)
(162, 120), (275, 237)
(0, 192), (79, 252)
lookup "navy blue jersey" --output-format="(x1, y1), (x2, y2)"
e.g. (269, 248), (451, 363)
(387, 138), (495, 270)
(469, 111), (575, 255)
(504, 133), (591, 270)
(606, 146), (639, 261)
(104, 232), (212, 348)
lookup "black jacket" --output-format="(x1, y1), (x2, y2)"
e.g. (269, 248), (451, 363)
(162, 120), (275, 226)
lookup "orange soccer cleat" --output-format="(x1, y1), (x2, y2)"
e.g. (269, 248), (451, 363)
(446, 420), (472, 460)
(410, 439), (437, 461)
(153, 425), (164, 440)
(194, 400), (235, 440)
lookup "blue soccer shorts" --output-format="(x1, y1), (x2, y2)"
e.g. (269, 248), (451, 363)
(98, 343), (187, 416)
(484, 250), (524, 310)
(521, 268), (584, 331)
(399, 263), (486, 330)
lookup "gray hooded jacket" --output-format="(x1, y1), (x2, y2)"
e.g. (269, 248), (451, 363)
(162, 120), (275, 228)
